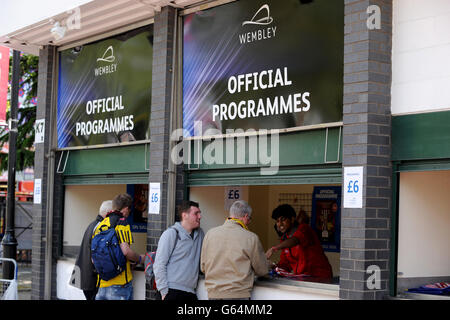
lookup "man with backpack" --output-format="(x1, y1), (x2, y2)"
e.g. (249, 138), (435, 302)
(153, 200), (204, 301)
(92, 193), (145, 300)
(71, 200), (112, 300)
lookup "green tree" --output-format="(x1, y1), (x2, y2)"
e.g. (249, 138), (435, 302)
(0, 53), (38, 171)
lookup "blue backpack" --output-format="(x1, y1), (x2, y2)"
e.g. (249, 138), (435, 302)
(91, 219), (127, 281)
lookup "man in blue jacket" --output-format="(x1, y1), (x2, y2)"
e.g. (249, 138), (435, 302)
(154, 200), (204, 301)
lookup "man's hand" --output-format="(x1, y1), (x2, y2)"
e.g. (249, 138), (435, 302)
(120, 242), (144, 264)
(265, 246), (277, 259)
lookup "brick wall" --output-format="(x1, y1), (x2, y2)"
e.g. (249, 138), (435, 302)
(146, 6), (179, 300)
(32, 45), (58, 300)
(340, 0), (393, 299)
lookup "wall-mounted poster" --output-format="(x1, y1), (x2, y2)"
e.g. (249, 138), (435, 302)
(126, 184), (148, 233)
(183, 0), (343, 136)
(311, 186), (341, 252)
(57, 26), (153, 148)
(0, 46), (10, 125)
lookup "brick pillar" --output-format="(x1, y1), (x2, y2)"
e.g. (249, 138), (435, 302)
(340, 0), (393, 299)
(146, 6), (178, 300)
(32, 45), (57, 299)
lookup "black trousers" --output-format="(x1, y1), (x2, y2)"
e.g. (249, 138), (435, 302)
(165, 288), (198, 301)
(83, 288), (98, 300)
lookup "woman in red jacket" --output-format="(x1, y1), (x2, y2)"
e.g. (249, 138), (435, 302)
(266, 204), (332, 280)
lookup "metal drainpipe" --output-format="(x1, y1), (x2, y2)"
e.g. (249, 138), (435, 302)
(166, 7), (179, 228)
(2, 50), (20, 280)
(44, 46), (57, 300)
(389, 161), (400, 297)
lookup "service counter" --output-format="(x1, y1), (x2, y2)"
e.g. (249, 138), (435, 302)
(56, 258), (146, 300)
(196, 275), (339, 300)
(56, 258), (339, 300)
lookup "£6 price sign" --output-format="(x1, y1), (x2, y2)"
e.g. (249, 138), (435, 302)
(225, 186), (242, 212)
(149, 183), (161, 214)
(343, 166), (363, 208)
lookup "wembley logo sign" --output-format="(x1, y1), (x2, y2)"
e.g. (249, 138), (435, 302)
(239, 4), (277, 44)
(94, 45), (118, 76)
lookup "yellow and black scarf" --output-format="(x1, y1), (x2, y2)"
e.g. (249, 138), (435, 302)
(227, 217), (248, 230)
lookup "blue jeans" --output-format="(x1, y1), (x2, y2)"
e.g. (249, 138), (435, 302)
(95, 282), (133, 300)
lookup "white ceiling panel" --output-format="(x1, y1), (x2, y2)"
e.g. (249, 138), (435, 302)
(0, 0), (209, 55)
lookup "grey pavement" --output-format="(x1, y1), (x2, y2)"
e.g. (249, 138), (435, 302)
(1, 261), (31, 300)
(17, 262), (31, 300)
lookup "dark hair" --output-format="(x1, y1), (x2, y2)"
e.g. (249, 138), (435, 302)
(112, 193), (133, 211)
(297, 209), (310, 225)
(271, 204), (296, 220)
(176, 200), (199, 221)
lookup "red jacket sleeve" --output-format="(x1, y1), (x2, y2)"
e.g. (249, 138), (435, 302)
(293, 224), (314, 247)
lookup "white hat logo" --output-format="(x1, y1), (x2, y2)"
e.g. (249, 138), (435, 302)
(97, 46), (115, 63)
(242, 4), (273, 26)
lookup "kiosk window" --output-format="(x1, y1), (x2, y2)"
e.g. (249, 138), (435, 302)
(62, 184), (147, 258)
(189, 184), (341, 284)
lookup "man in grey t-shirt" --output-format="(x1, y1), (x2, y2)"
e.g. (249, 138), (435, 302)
(154, 200), (204, 300)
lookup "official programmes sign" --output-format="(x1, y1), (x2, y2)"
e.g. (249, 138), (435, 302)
(183, 0), (343, 136)
(57, 26), (153, 148)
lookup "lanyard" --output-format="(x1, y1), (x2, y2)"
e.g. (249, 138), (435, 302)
(227, 217), (248, 230)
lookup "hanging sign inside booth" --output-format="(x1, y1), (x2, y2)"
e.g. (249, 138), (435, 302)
(224, 186), (243, 212)
(57, 26), (153, 148)
(311, 186), (341, 252)
(183, 0), (343, 136)
(126, 184), (148, 233)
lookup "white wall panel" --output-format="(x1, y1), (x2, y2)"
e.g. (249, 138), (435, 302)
(392, 0), (450, 114)
(398, 171), (450, 278)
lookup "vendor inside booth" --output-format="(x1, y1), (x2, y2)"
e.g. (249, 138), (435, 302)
(189, 184), (341, 299)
